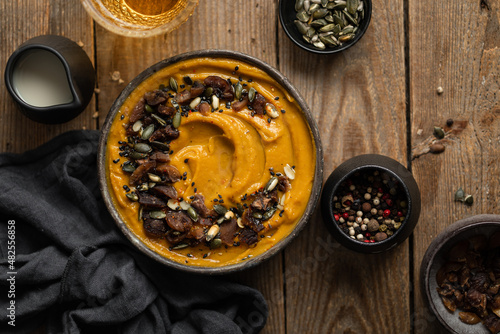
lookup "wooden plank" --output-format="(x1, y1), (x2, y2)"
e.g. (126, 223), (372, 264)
(278, 0), (410, 332)
(410, 0), (500, 332)
(0, 0), (96, 153)
(94, 1), (285, 333)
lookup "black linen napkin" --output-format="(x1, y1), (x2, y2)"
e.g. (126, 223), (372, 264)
(0, 130), (268, 334)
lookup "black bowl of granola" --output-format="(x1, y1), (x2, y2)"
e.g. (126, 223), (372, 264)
(420, 214), (500, 333)
(321, 154), (420, 253)
(98, 50), (323, 274)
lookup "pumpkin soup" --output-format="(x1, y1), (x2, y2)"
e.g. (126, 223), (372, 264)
(106, 57), (315, 267)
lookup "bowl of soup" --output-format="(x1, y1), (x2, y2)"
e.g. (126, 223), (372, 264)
(98, 50), (323, 274)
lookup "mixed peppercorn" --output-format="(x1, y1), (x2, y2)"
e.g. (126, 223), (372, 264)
(331, 169), (408, 243)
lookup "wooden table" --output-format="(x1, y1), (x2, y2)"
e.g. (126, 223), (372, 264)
(1, 0), (499, 333)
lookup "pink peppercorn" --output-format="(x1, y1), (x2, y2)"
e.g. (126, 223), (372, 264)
(383, 209), (391, 218)
(334, 214), (340, 221)
(342, 212), (349, 219)
(386, 199), (393, 206)
(397, 211), (403, 217)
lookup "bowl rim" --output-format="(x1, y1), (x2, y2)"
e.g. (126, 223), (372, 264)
(420, 214), (500, 333)
(321, 154), (420, 253)
(278, 0), (372, 55)
(97, 49), (324, 274)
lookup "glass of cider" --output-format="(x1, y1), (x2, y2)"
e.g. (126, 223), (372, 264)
(81, 0), (199, 37)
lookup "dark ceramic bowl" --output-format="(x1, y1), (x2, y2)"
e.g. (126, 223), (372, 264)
(4, 35), (95, 124)
(420, 214), (500, 333)
(98, 49), (324, 274)
(279, 0), (372, 54)
(321, 154), (420, 253)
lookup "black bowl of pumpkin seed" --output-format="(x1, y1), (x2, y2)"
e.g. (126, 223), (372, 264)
(279, 0), (372, 54)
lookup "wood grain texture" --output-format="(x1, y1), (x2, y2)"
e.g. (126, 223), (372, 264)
(0, 0), (96, 153)
(94, 1), (285, 333)
(278, 0), (410, 332)
(410, 0), (500, 332)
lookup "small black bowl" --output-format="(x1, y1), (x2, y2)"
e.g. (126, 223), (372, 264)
(279, 0), (372, 54)
(4, 35), (95, 124)
(321, 154), (421, 253)
(420, 214), (500, 334)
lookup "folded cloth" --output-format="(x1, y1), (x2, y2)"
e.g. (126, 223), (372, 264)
(0, 130), (267, 334)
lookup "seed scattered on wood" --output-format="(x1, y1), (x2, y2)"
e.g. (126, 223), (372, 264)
(429, 143), (445, 154)
(437, 86), (444, 94)
(454, 188), (465, 202)
(433, 126), (445, 139)
(464, 194), (474, 206)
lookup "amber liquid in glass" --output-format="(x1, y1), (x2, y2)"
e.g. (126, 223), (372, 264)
(99, 0), (183, 28)
(124, 0), (177, 16)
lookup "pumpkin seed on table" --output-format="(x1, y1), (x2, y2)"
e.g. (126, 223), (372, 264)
(293, 0), (366, 50)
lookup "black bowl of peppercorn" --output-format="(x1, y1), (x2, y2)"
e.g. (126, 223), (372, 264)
(420, 215), (500, 334)
(321, 154), (421, 253)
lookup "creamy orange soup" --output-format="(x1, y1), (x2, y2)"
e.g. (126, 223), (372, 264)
(106, 57), (315, 267)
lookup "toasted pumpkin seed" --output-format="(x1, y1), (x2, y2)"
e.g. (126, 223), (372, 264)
(148, 173), (162, 182)
(167, 199), (180, 210)
(204, 86), (213, 97)
(145, 104), (154, 113)
(169, 77), (178, 92)
(265, 177), (279, 192)
(262, 207), (277, 220)
(206, 225), (220, 242)
(310, 19), (327, 29)
(129, 151), (149, 160)
(187, 206), (198, 222)
(308, 3), (320, 14)
(235, 82), (243, 100)
(237, 217), (245, 229)
(319, 23), (336, 32)
(295, 0), (304, 11)
(134, 143), (152, 153)
(210, 238), (222, 249)
(346, 0), (359, 15)
(343, 10), (358, 25)
(304, 0), (310, 11)
(211, 95), (220, 110)
(126, 192), (139, 202)
(122, 161), (136, 173)
(136, 183), (149, 192)
(132, 120), (143, 132)
(189, 97), (201, 109)
(306, 27), (316, 38)
(150, 141), (169, 151)
(265, 103), (280, 118)
(151, 114), (166, 126)
(296, 11), (310, 22)
(454, 188), (465, 202)
(172, 112), (181, 129)
(313, 8), (329, 19)
(320, 35), (339, 46)
(172, 243), (189, 250)
(252, 212), (263, 219)
(150, 210), (166, 219)
(284, 164), (296, 180)
(141, 124), (155, 140)
(339, 34), (354, 42)
(213, 204), (228, 216)
(313, 40), (326, 49)
(138, 205), (143, 221)
(179, 200), (190, 211)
